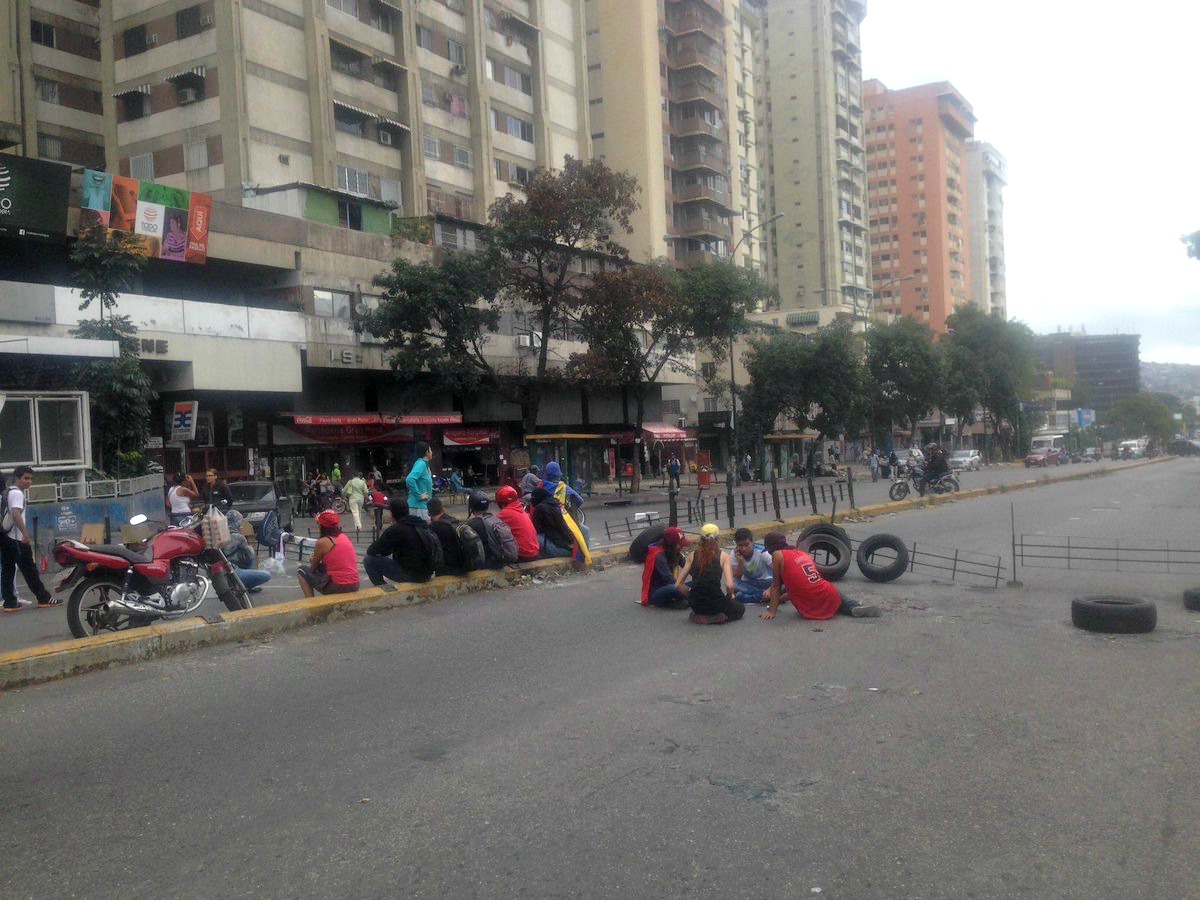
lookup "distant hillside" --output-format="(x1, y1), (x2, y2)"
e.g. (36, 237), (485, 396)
(1141, 361), (1200, 400)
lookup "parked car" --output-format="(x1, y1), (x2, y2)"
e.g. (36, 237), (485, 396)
(228, 480), (293, 534)
(1024, 448), (1062, 468)
(948, 449), (982, 472)
(1167, 439), (1200, 456)
(1081, 448), (1101, 462)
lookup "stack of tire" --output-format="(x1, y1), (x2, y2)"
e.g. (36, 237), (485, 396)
(795, 524), (908, 584)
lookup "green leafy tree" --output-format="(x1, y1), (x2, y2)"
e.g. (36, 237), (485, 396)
(69, 218), (149, 320)
(1107, 393), (1177, 442)
(865, 317), (940, 444)
(938, 335), (982, 449)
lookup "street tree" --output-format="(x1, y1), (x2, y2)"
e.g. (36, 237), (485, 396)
(69, 218), (149, 321)
(864, 317), (940, 444)
(1107, 393), (1177, 443)
(938, 334), (982, 449)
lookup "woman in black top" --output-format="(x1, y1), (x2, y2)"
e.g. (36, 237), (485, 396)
(201, 468), (234, 512)
(674, 524), (744, 625)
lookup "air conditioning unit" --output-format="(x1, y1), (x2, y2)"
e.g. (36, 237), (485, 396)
(146, 33), (159, 45)
(378, 129), (394, 146)
(177, 87), (199, 104)
(201, 15), (214, 26)
(517, 331), (542, 351)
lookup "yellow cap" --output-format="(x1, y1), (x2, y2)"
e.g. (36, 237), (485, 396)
(700, 523), (720, 540)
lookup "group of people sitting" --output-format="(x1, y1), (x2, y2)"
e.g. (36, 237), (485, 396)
(294, 480), (591, 598)
(641, 525), (881, 625)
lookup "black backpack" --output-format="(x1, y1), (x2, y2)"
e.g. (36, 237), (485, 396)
(414, 522), (444, 574)
(454, 521), (486, 571)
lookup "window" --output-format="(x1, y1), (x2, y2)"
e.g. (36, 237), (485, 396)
(416, 25), (434, 51)
(330, 43), (363, 76)
(123, 25), (148, 57)
(703, 397), (719, 413)
(485, 58), (495, 80)
(36, 135), (62, 161)
(338, 200), (362, 230)
(326, 0), (359, 15)
(447, 40), (466, 66)
(122, 92), (150, 120)
(333, 106), (365, 136)
(421, 81), (438, 106)
(30, 21), (55, 48)
(34, 77), (58, 104)
(454, 146), (472, 168)
(380, 177), (402, 207)
(130, 152), (154, 181)
(423, 135), (439, 159)
(337, 164), (369, 195)
(493, 110), (533, 142)
(313, 289), (352, 318)
(700, 362), (717, 380)
(176, 6), (203, 39)
(369, 4), (392, 32)
(184, 139), (208, 170)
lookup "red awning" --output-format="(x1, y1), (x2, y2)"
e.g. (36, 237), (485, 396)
(641, 422), (690, 442)
(444, 428), (498, 447)
(279, 412), (463, 445)
(284, 412), (463, 426)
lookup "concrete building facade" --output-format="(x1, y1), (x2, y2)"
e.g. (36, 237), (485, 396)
(966, 140), (1007, 320)
(1034, 333), (1141, 420)
(863, 79), (975, 333)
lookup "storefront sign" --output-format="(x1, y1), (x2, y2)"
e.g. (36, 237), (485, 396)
(145, 436), (164, 450)
(444, 428), (498, 447)
(0, 156), (72, 241)
(80, 169), (211, 264)
(170, 401), (198, 441)
(281, 412), (463, 445)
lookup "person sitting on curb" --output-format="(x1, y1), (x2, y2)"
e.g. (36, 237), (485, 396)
(541, 461), (584, 509)
(495, 486), (541, 562)
(427, 497), (472, 576)
(640, 526), (691, 609)
(673, 523), (744, 625)
(465, 493), (519, 569)
(529, 487), (576, 559)
(519, 465), (541, 497)
(731, 527), (774, 604)
(758, 532), (880, 621)
(296, 510), (361, 597)
(364, 498), (440, 587)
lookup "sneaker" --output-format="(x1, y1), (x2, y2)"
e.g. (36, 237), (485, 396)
(37, 596), (62, 608)
(851, 604), (881, 618)
(3, 598), (31, 612)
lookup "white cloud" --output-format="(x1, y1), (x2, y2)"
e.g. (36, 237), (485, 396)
(860, 0), (1200, 364)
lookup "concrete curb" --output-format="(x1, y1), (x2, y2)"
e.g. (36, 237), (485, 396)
(0, 457), (1172, 690)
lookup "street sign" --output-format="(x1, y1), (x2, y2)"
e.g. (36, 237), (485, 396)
(171, 401), (198, 441)
(145, 436), (164, 449)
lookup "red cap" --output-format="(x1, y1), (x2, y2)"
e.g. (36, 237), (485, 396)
(662, 527), (691, 547)
(496, 486), (519, 507)
(316, 510), (341, 529)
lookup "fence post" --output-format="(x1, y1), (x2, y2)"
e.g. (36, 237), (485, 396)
(726, 472), (736, 528)
(846, 467), (856, 509)
(806, 474), (818, 515)
(103, 515), (111, 545)
(1007, 502), (1022, 587)
(668, 485), (679, 528)
(771, 471), (782, 522)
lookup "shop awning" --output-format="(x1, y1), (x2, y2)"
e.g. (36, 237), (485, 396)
(284, 413), (463, 426)
(526, 433), (608, 442)
(373, 56), (407, 73)
(641, 422), (690, 442)
(444, 428), (498, 447)
(278, 412), (462, 445)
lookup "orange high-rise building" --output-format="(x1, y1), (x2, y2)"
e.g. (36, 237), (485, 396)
(863, 80), (976, 332)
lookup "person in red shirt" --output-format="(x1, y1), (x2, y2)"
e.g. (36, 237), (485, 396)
(297, 510), (361, 597)
(758, 532), (880, 621)
(495, 486), (540, 562)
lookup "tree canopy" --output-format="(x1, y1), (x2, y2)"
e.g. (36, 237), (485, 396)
(1107, 393), (1177, 442)
(865, 316), (940, 438)
(69, 219), (149, 320)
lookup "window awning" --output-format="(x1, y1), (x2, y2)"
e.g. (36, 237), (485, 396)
(375, 0), (402, 11)
(163, 65), (206, 82)
(283, 413), (463, 426)
(112, 84), (151, 98)
(333, 98), (373, 118)
(376, 114), (410, 132)
(641, 422), (690, 442)
(372, 56), (407, 72)
(786, 311), (821, 327)
(503, 11), (539, 33)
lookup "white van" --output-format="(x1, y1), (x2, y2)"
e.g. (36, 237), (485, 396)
(1118, 439), (1145, 459)
(1031, 434), (1067, 453)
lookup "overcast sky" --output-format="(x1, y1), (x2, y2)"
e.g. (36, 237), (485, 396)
(859, 0), (1200, 365)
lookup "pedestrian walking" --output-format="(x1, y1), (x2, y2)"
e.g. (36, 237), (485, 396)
(330, 461), (342, 486)
(1, 466), (55, 610)
(667, 453), (682, 492)
(167, 473), (199, 525)
(343, 471), (368, 531)
(406, 442), (434, 521)
(869, 450), (879, 483)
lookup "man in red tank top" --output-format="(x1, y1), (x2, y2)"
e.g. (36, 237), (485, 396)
(758, 532), (880, 621)
(297, 510), (362, 597)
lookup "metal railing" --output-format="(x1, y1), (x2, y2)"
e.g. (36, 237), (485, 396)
(1017, 534), (1200, 573)
(28, 473), (164, 504)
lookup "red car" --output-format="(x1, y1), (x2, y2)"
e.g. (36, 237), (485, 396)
(1024, 448), (1062, 468)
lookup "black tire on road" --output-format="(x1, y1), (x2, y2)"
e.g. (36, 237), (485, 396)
(798, 522), (849, 548)
(1070, 596), (1156, 634)
(797, 534), (852, 583)
(629, 524), (668, 563)
(856, 533), (910, 583)
(67, 577), (153, 640)
(889, 481), (910, 501)
(1183, 587), (1200, 612)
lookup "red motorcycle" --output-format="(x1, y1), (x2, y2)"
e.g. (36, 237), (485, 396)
(53, 513), (253, 639)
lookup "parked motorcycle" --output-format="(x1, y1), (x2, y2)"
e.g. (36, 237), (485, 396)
(888, 465), (959, 501)
(53, 513), (252, 639)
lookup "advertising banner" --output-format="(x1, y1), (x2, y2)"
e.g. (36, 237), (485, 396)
(0, 155), (72, 241)
(79, 169), (211, 264)
(170, 401), (199, 442)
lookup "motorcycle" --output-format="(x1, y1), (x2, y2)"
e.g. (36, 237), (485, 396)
(888, 465), (959, 501)
(53, 513), (253, 639)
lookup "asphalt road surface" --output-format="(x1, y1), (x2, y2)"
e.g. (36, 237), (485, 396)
(2, 459), (1198, 898)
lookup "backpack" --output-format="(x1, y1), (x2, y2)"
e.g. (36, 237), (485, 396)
(475, 513), (519, 565)
(415, 522), (444, 574)
(0, 487), (12, 534)
(453, 521), (486, 571)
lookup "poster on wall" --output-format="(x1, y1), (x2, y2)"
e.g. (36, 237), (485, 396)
(79, 168), (211, 264)
(0, 155), (72, 240)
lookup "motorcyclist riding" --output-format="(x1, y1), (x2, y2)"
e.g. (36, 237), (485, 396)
(921, 443), (950, 495)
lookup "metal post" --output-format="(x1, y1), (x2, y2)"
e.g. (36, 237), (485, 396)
(668, 485), (678, 528)
(771, 470), (782, 522)
(806, 473), (818, 515)
(846, 466), (856, 509)
(1007, 502), (1022, 587)
(725, 471), (736, 528)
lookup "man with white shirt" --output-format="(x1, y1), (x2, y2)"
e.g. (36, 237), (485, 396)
(2, 466), (55, 611)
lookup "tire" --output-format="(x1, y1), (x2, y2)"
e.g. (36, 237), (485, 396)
(856, 533), (909, 583)
(945, 476), (960, 493)
(332, 497), (348, 515)
(67, 577), (153, 640)
(629, 524), (667, 563)
(1183, 588), (1200, 612)
(798, 522), (849, 548)
(214, 569), (254, 613)
(1070, 596), (1156, 634)
(569, 504), (586, 527)
(797, 534), (852, 583)
(889, 481), (910, 501)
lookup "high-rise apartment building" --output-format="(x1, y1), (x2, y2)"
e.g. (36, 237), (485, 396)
(1034, 333), (1141, 420)
(966, 140), (1007, 320)
(756, 0), (869, 331)
(584, 0), (764, 272)
(864, 79), (975, 332)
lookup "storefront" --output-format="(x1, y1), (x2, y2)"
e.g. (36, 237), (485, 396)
(442, 426), (504, 488)
(640, 422), (696, 476)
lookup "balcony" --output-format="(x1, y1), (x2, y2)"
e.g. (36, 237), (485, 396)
(665, 13), (724, 45)
(673, 145), (727, 172)
(669, 46), (724, 75)
(672, 117), (726, 141)
(668, 0), (725, 16)
(671, 80), (725, 109)
(675, 217), (732, 241)
(676, 247), (720, 267)
(675, 182), (732, 209)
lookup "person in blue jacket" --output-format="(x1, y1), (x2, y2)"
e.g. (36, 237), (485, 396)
(541, 460), (584, 509)
(406, 442), (434, 521)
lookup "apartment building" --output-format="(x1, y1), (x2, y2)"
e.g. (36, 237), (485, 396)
(583, 0), (764, 272)
(966, 140), (1007, 320)
(755, 0), (869, 332)
(863, 79), (975, 333)
(1034, 333), (1141, 420)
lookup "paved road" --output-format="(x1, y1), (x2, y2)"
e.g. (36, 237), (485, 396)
(2, 460), (1198, 897)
